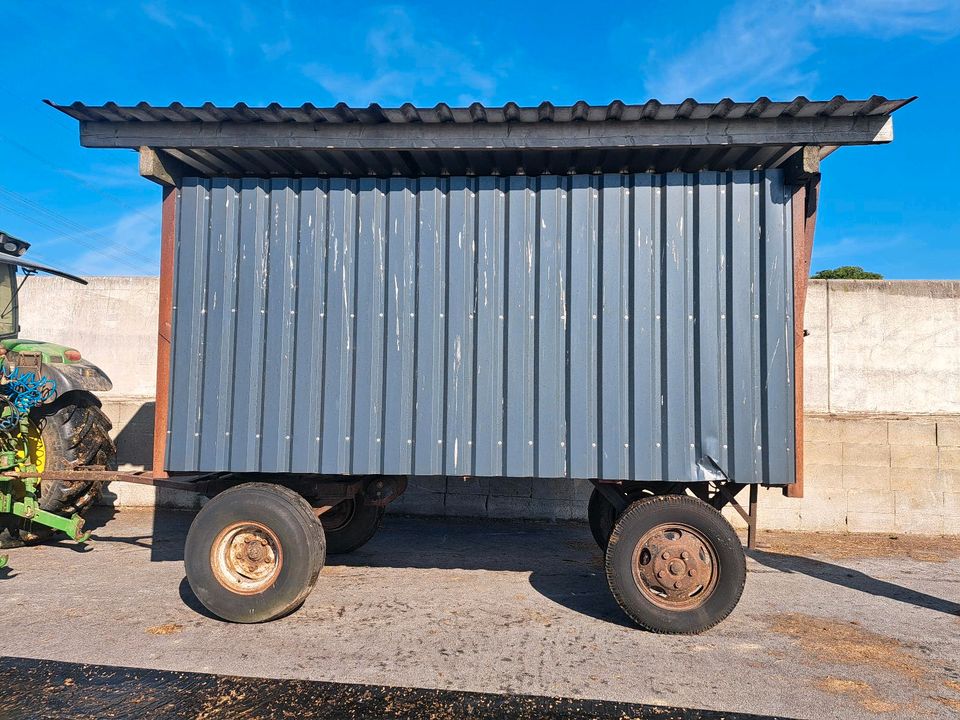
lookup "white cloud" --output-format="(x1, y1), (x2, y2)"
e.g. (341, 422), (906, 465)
(811, 233), (911, 265)
(302, 6), (500, 105)
(813, 0), (960, 40)
(644, 4), (817, 102)
(260, 38), (292, 61)
(61, 163), (144, 190)
(42, 206), (160, 277)
(644, 0), (960, 101)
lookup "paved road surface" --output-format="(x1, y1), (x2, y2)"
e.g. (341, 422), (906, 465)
(1, 508), (958, 719)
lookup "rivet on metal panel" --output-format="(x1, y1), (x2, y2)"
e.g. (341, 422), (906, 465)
(560, 441), (565, 447)
(437, 439), (443, 444)
(345, 436), (351, 441)
(656, 442), (661, 448)
(320, 313), (325, 318)
(528, 440), (533, 446)
(225, 432), (230, 436)
(624, 443), (629, 448)
(256, 434), (260, 438)
(720, 314), (726, 319)
(376, 438), (381, 443)
(497, 440), (502, 446)
(592, 442), (597, 448)
(407, 439), (412, 444)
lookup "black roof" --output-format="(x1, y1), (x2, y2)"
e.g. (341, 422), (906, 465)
(49, 96), (914, 178)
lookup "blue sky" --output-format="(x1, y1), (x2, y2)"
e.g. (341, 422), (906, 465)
(0, 1), (957, 278)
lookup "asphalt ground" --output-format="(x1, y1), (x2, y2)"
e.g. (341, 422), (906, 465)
(1, 507), (958, 719)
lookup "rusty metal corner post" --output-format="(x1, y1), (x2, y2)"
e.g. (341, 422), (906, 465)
(785, 176), (821, 499)
(152, 185), (177, 478)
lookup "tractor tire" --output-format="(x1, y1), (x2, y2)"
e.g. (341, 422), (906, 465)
(319, 497), (384, 555)
(0, 391), (116, 547)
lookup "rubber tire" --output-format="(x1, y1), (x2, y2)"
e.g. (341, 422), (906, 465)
(587, 484), (663, 552)
(588, 487), (619, 551)
(605, 494), (746, 634)
(184, 483), (326, 623)
(0, 391), (116, 546)
(320, 498), (384, 555)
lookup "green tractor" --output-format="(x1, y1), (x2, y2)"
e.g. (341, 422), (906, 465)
(0, 230), (116, 557)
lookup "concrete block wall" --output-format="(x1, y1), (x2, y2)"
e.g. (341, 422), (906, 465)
(16, 277), (960, 535)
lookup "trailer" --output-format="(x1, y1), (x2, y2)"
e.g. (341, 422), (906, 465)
(37, 96), (911, 633)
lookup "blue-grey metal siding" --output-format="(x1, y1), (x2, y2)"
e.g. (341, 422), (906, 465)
(166, 171), (795, 484)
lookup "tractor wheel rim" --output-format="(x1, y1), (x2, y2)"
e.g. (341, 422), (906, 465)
(211, 521), (283, 595)
(631, 522), (719, 611)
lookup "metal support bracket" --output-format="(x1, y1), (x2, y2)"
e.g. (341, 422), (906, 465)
(713, 483), (760, 550)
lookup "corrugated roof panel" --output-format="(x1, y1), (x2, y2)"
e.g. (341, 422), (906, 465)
(46, 96), (914, 125)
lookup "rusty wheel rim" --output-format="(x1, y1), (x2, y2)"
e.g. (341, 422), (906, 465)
(630, 522), (719, 610)
(211, 521), (283, 595)
(320, 499), (356, 533)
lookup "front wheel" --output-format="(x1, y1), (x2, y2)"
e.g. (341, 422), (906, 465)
(605, 494), (746, 634)
(184, 483), (325, 623)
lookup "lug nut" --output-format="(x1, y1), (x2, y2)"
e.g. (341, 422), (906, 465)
(673, 581), (682, 589)
(688, 569), (695, 576)
(657, 570), (665, 579)
(661, 552), (670, 560)
(681, 551), (690, 560)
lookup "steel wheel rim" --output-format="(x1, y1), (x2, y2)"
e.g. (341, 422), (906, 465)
(630, 522), (719, 610)
(211, 521), (283, 595)
(321, 499), (357, 533)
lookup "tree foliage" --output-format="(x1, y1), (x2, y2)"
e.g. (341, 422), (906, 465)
(811, 266), (883, 280)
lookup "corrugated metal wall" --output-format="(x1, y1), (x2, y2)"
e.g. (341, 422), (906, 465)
(166, 172), (795, 484)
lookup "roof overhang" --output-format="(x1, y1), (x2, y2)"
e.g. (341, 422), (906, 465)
(48, 96), (914, 183)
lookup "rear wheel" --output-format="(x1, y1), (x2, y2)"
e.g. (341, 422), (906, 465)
(184, 483), (325, 623)
(605, 494), (746, 634)
(0, 391), (115, 547)
(319, 497), (384, 555)
(587, 483), (664, 551)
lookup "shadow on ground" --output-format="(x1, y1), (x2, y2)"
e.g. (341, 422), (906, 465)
(748, 549), (960, 617)
(81, 506), (960, 624)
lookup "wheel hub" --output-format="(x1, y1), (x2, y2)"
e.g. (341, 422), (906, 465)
(632, 523), (719, 610)
(211, 522), (283, 595)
